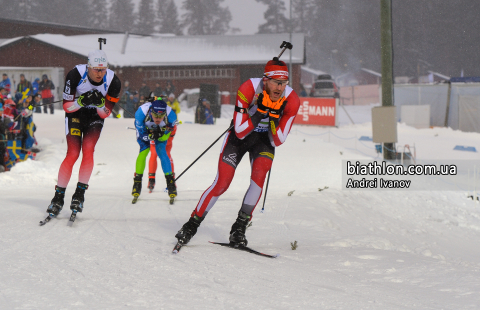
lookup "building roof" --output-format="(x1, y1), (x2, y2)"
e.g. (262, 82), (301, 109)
(361, 68), (382, 77)
(428, 70), (450, 80)
(0, 33), (305, 68)
(301, 66), (326, 76)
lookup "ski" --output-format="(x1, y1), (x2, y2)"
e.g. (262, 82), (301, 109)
(67, 211), (77, 226)
(39, 214), (55, 226)
(172, 242), (183, 254)
(169, 194), (176, 205)
(209, 241), (278, 258)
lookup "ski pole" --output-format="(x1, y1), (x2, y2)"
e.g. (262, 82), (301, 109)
(26, 98), (64, 111)
(259, 41), (291, 211)
(175, 124), (233, 182)
(261, 169), (271, 213)
(126, 120), (182, 130)
(116, 102), (136, 118)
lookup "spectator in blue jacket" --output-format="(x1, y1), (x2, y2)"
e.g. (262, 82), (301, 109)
(0, 73), (11, 94)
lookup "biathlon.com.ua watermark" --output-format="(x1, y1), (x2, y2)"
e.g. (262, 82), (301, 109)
(342, 160), (480, 191)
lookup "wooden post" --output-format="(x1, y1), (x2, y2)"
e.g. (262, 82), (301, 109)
(380, 0), (396, 160)
(444, 81), (452, 127)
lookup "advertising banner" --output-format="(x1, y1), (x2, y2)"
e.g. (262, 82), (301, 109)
(295, 97), (338, 126)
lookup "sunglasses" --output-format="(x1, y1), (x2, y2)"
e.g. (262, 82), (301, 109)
(91, 68), (107, 73)
(266, 77), (289, 86)
(151, 111), (166, 118)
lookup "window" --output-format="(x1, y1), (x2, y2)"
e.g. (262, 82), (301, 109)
(145, 68), (236, 80)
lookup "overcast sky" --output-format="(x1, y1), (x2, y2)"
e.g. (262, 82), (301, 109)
(217, 0), (269, 34)
(133, 0), (272, 35)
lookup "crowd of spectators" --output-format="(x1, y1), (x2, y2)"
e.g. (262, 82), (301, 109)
(0, 72), (49, 172)
(116, 80), (177, 118)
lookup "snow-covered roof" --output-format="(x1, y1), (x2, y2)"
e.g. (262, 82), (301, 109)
(361, 68), (382, 77)
(428, 70), (450, 80)
(0, 33), (305, 67)
(301, 66), (326, 76)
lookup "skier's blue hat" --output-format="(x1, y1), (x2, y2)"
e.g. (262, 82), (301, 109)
(150, 99), (167, 118)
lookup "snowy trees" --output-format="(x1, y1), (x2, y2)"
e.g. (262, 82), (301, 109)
(157, 0), (182, 35)
(256, 0), (289, 34)
(88, 1), (109, 30)
(1, 0), (233, 36)
(254, 0), (381, 76)
(134, 0), (156, 34)
(109, 0), (136, 33)
(181, 0), (232, 35)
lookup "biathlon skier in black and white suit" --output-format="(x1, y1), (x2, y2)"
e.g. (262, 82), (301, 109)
(44, 50), (121, 218)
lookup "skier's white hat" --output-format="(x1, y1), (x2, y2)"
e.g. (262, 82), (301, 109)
(88, 50), (108, 68)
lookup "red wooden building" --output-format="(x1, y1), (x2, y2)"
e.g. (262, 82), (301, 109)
(0, 27), (305, 104)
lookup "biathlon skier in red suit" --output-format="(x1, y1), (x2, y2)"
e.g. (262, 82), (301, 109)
(44, 50), (121, 218)
(175, 57), (300, 246)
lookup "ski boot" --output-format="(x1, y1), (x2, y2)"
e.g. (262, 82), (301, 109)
(165, 173), (177, 204)
(70, 182), (88, 213)
(175, 215), (204, 245)
(148, 173), (155, 192)
(229, 211), (251, 246)
(46, 185), (66, 216)
(132, 173), (143, 203)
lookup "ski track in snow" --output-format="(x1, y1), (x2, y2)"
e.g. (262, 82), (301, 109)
(1, 104), (480, 309)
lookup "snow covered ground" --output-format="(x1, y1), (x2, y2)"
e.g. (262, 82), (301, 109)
(1, 103), (480, 309)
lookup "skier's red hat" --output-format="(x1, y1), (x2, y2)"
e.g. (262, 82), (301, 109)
(263, 57), (289, 80)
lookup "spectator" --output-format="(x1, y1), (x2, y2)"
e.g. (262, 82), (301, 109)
(133, 90), (140, 109)
(32, 78), (40, 95)
(18, 94), (35, 152)
(0, 107), (9, 172)
(114, 80), (130, 118)
(164, 80), (175, 96)
(153, 82), (163, 97)
(300, 84), (308, 97)
(39, 74), (55, 114)
(32, 78), (41, 113)
(195, 98), (206, 124)
(195, 98), (213, 124)
(166, 93), (180, 116)
(123, 81), (131, 95)
(124, 91), (137, 118)
(0, 87), (6, 99)
(204, 100), (214, 124)
(16, 74), (33, 98)
(0, 73), (11, 94)
(3, 95), (15, 113)
(138, 81), (150, 99)
(14, 92), (23, 104)
(32, 94), (42, 114)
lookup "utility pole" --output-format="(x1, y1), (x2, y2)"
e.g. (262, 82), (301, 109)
(289, 0), (293, 86)
(380, 0), (396, 160)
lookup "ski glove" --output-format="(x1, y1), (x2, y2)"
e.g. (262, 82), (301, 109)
(157, 131), (170, 142)
(148, 128), (165, 141)
(256, 93), (268, 115)
(78, 89), (105, 108)
(268, 99), (287, 119)
(260, 91), (287, 119)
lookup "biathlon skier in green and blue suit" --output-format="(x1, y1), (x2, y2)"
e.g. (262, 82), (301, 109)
(132, 98), (177, 203)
